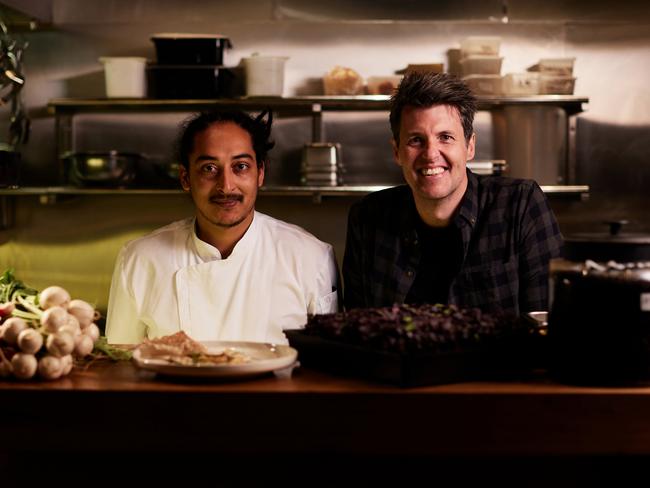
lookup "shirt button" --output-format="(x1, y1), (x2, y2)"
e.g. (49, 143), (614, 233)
(406, 269), (414, 277)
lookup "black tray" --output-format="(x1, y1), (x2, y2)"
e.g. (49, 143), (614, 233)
(286, 330), (503, 387)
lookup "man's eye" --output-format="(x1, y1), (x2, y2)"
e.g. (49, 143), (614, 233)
(233, 162), (249, 173)
(407, 136), (423, 146)
(440, 134), (454, 142)
(201, 164), (218, 173)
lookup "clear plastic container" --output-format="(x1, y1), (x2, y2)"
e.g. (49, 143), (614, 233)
(538, 58), (575, 76)
(460, 36), (501, 56)
(366, 75), (403, 95)
(502, 73), (540, 96)
(462, 75), (502, 96)
(539, 75), (576, 94)
(459, 55), (503, 76)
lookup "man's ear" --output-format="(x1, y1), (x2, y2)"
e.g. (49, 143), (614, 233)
(179, 165), (190, 191)
(391, 138), (401, 167)
(257, 161), (265, 188)
(466, 133), (476, 161)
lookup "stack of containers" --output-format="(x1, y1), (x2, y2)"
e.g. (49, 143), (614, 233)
(147, 33), (236, 99)
(537, 58), (576, 94)
(459, 36), (503, 96)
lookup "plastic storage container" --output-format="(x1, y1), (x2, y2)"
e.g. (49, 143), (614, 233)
(243, 55), (288, 96)
(151, 33), (232, 65)
(462, 74), (502, 96)
(147, 65), (236, 99)
(502, 73), (540, 96)
(459, 55), (503, 75)
(460, 36), (501, 57)
(99, 57), (147, 98)
(366, 75), (403, 95)
(539, 75), (576, 94)
(538, 58), (575, 76)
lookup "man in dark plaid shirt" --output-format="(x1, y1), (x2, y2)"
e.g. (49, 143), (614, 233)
(343, 72), (563, 316)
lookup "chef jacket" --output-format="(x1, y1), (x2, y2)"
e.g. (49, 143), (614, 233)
(106, 211), (339, 344)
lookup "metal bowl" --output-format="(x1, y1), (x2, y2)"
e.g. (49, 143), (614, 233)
(63, 151), (139, 187)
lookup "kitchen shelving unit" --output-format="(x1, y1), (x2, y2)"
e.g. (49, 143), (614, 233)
(0, 95), (590, 229)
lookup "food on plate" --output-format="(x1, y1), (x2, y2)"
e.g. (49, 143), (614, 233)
(136, 331), (250, 365)
(323, 66), (365, 95)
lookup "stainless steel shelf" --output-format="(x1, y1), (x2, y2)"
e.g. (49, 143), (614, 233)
(47, 95), (589, 114)
(0, 184), (590, 197)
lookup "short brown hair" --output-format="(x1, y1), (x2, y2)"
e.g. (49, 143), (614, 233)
(389, 72), (477, 144)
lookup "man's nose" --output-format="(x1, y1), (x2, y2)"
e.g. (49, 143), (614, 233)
(423, 140), (441, 160)
(217, 167), (235, 191)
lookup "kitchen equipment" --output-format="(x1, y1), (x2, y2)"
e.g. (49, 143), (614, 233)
(502, 73), (540, 96)
(301, 142), (344, 186)
(539, 75), (576, 95)
(462, 74), (503, 96)
(243, 55), (288, 97)
(460, 36), (501, 57)
(63, 151), (140, 188)
(564, 220), (650, 262)
(99, 57), (147, 98)
(549, 258), (650, 385)
(466, 159), (507, 176)
(0, 149), (20, 188)
(147, 65), (236, 99)
(151, 33), (232, 65)
(459, 55), (503, 76)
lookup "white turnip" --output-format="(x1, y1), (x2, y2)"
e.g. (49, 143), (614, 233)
(39, 286), (71, 310)
(60, 354), (73, 375)
(74, 334), (94, 357)
(67, 299), (95, 329)
(85, 323), (100, 343)
(38, 355), (63, 380)
(46, 330), (75, 357)
(17, 328), (44, 354)
(40, 306), (69, 333)
(11, 353), (37, 379)
(2, 317), (28, 345)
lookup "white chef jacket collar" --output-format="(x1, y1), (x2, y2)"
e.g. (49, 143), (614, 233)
(190, 211), (260, 262)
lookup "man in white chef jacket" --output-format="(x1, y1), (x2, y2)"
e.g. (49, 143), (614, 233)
(105, 110), (339, 345)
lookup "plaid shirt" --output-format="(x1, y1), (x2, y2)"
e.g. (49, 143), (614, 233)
(342, 170), (563, 316)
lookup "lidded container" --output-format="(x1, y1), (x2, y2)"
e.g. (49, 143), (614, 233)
(301, 142), (344, 186)
(459, 55), (503, 76)
(460, 36), (501, 57)
(502, 73), (539, 96)
(150, 33), (232, 65)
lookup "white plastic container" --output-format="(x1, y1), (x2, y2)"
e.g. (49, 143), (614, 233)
(243, 55), (289, 97)
(502, 73), (540, 96)
(538, 58), (575, 76)
(99, 57), (147, 98)
(462, 75), (502, 96)
(459, 55), (503, 76)
(460, 36), (501, 57)
(539, 75), (576, 94)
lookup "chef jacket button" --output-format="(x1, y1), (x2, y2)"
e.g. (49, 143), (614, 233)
(406, 269), (414, 277)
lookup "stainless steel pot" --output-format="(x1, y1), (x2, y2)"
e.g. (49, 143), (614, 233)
(63, 151), (140, 187)
(548, 258), (650, 385)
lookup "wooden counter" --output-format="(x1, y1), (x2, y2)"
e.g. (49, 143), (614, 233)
(2, 360), (650, 482)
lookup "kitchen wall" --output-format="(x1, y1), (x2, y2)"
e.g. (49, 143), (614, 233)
(0, 0), (649, 312)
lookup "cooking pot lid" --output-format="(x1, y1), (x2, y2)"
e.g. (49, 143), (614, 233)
(565, 220), (650, 244)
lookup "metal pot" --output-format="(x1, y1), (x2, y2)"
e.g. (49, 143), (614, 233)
(563, 220), (650, 262)
(63, 151), (140, 188)
(548, 258), (650, 385)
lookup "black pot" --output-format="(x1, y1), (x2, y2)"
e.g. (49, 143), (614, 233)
(563, 220), (650, 262)
(548, 259), (650, 385)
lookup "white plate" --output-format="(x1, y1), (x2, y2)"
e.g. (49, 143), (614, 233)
(132, 341), (298, 378)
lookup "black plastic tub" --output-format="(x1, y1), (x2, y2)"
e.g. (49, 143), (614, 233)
(147, 65), (239, 99)
(151, 34), (232, 65)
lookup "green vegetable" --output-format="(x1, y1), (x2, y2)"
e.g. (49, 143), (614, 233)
(92, 336), (133, 361)
(0, 268), (38, 304)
